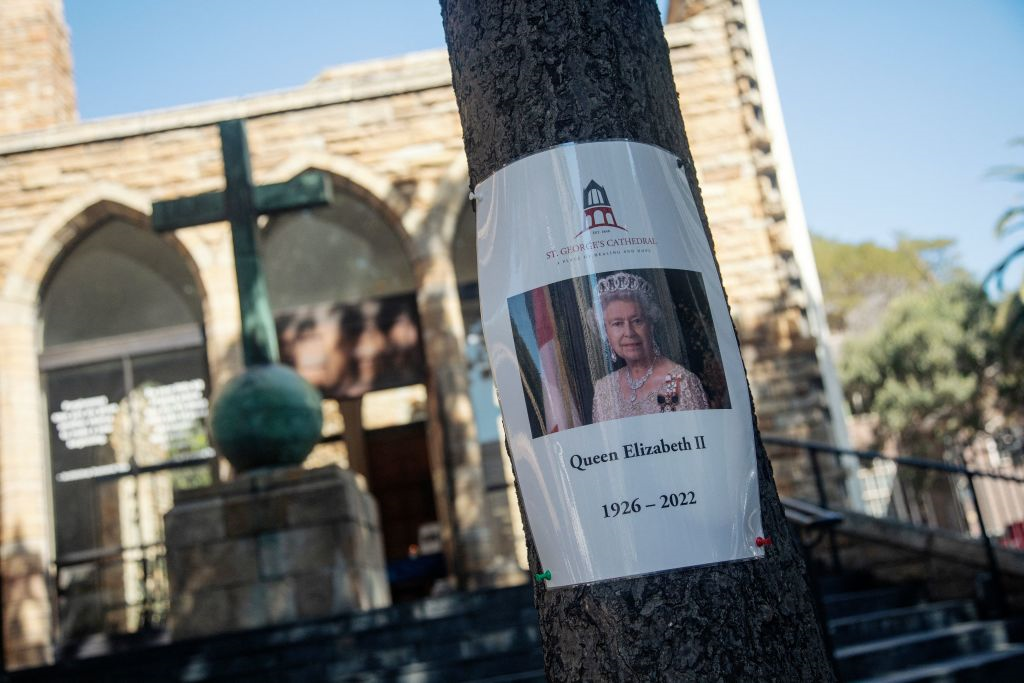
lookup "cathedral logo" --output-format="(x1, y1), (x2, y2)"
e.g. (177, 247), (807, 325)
(577, 180), (629, 238)
(546, 178), (655, 263)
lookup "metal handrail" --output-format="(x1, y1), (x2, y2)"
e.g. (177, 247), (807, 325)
(54, 541), (170, 646)
(763, 436), (1024, 484)
(762, 435), (1022, 615)
(55, 541), (166, 569)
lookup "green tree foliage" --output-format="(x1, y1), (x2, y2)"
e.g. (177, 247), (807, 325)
(840, 278), (996, 457)
(825, 143), (1024, 462)
(812, 235), (954, 332)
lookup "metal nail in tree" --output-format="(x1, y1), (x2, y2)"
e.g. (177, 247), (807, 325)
(152, 119), (326, 470)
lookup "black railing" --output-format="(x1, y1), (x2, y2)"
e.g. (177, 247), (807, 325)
(763, 436), (1024, 613)
(54, 542), (169, 656)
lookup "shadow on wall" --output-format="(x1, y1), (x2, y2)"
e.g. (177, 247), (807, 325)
(3, 524), (55, 669)
(734, 289), (837, 502)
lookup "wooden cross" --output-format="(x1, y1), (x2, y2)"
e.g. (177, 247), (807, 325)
(152, 119), (332, 367)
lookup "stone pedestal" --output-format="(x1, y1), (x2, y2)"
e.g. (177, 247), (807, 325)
(164, 465), (390, 640)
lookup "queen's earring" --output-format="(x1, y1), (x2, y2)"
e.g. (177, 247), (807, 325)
(654, 340), (661, 356)
(608, 345), (618, 363)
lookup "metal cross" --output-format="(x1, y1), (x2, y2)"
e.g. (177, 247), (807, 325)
(152, 119), (332, 367)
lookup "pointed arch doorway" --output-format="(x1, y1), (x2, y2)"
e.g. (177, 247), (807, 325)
(39, 219), (214, 650)
(263, 181), (445, 601)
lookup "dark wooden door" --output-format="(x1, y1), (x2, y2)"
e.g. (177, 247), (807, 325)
(364, 421), (445, 600)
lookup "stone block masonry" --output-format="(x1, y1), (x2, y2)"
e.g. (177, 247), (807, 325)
(0, 0), (76, 137)
(164, 465), (390, 640)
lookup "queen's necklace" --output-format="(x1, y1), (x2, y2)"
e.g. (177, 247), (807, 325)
(624, 361), (656, 403)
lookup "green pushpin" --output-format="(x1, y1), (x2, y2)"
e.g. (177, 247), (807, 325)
(535, 569), (552, 583)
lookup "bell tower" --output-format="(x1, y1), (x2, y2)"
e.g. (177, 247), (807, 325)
(664, 0), (851, 479)
(581, 180), (624, 234)
(0, 0), (77, 137)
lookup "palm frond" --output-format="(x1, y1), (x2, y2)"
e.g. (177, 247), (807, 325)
(995, 293), (1024, 360)
(995, 206), (1024, 236)
(986, 165), (1024, 182)
(985, 243), (1024, 291)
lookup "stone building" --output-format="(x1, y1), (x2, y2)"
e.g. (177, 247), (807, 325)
(0, 0), (845, 668)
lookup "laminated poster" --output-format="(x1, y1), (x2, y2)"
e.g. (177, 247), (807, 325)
(475, 141), (763, 588)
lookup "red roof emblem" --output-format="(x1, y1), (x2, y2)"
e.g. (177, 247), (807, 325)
(578, 180), (627, 237)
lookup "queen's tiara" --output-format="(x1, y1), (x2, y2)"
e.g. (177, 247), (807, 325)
(596, 272), (654, 299)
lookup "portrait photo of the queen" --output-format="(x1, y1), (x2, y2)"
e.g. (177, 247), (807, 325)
(590, 271), (708, 421)
(509, 268), (729, 439)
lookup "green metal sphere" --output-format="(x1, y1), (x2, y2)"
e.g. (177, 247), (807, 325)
(210, 364), (323, 471)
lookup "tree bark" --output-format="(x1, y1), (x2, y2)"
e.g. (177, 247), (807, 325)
(441, 1), (836, 680)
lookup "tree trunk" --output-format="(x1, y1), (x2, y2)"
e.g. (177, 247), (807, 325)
(440, 1), (836, 680)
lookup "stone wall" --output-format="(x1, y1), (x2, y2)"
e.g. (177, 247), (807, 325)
(813, 511), (1024, 613)
(0, 0), (76, 137)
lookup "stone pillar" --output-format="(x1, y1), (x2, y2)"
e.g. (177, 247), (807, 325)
(413, 248), (510, 589)
(338, 399), (368, 478)
(0, 298), (55, 668)
(664, 0), (848, 502)
(0, 0), (77, 136)
(164, 465), (389, 640)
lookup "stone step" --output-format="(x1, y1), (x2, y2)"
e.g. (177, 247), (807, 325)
(15, 581), (1021, 682)
(315, 622), (541, 679)
(848, 644), (1024, 683)
(325, 645), (546, 683)
(830, 601), (977, 647)
(12, 623), (542, 683)
(818, 572), (876, 596)
(825, 585), (922, 619)
(344, 585), (536, 636)
(8, 587), (541, 683)
(190, 639), (544, 683)
(198, 587), (534, 653)
(320, 604), (537, 657)
(836, 621), (1012, 682)
(181, 616), (540, 682)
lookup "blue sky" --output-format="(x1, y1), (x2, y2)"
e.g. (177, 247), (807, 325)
(64, 1), (1024, 286)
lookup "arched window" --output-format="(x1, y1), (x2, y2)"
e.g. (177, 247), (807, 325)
(40, 219), (212, 643)
(264, 188), (421, 400)
(264, 191), (414, 309)
(264, 186), (443, 595)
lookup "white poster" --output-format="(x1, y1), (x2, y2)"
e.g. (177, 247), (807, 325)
(475, 141), (763, 588)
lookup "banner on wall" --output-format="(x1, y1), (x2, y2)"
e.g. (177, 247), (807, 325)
(275, 292), (426, 401)
(475, 141), (763, 588)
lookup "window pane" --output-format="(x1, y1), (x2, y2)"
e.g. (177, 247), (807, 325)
(47, 348), (210, 557)
(128, 349), (211, 464)
(47, 359), (126, 558)
(264, 192), (415, 311)
(41, 220), (202, 348)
